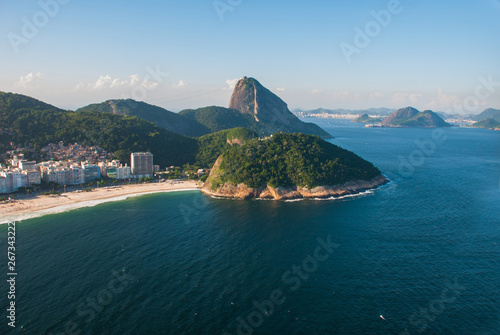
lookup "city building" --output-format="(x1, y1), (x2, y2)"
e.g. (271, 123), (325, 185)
(19, 160), (36, 170)
(106, 165), (131, 180)
(81, 163), (101, 183)
(131, 152), (153, 178)
(0, 168), (38, 194)
(40, 163), (85, 186)
(25, 170), (41, 186)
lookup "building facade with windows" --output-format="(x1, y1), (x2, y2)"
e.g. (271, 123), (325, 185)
(131, 152), (154, 178)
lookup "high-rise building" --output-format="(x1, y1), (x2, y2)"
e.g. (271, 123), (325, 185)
(131, 152), (153, 178)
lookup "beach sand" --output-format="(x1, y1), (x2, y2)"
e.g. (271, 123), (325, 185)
(0, 180), (201, 223)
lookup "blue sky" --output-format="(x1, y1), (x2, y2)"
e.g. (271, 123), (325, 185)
(1, 0), (499, 113)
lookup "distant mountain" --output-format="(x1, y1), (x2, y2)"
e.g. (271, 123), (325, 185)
(229, 77), (332, 138)
(294, 108), (395, 116)
(76, 78), (333, 139)
(472, 108), (500, 122)
(472, 118), (500, 129)
(381, 107), (451, 127)
(381, 107), (419, 125)
(77, 99), (209, 137)
(353, 113), (383, 123)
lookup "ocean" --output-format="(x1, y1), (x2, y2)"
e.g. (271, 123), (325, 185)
(1, 119), (499, 334)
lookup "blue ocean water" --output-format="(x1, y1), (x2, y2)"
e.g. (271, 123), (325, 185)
(1, 120), (499, 335)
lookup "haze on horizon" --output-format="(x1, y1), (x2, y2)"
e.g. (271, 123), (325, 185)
(1, 0), (499, 114)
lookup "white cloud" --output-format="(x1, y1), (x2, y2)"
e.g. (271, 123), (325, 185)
(74, 74), (159, 91)
(369, 92), (384, 99)
(424, 89), (462, 111)
(311, 89), (323, 94)
(14, 72), (44, 88)
(173, 80), (186, 88)
(276, 87), (285, 92)
(391, 92), (423, 106)
(224, 78), (239, 90)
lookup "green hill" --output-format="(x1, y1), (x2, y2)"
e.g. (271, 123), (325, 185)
(0, 93), (198, 167)
(472, 108), (500, 122)
(0, 91), (65, 112)
(6, 110), (198, 167)
(205, 133), (382, 190)
(382, 107), (451, 127)
(179, 106), (259, 134)
(195, 127), (258, 168)
(0, 92), (66, 124)
(472, 118), (500, 129)
(1, 92), (271, 170)
(77, 99), (209, 137)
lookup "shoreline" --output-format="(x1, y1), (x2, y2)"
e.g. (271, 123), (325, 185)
(202, 175), (389, 200)
(0, 180), (201, 224)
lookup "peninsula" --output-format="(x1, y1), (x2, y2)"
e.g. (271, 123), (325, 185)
(202, 133), (388, 200)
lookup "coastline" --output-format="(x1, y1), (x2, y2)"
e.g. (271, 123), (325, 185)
(202, 175), (389, 200)
(0, 180), (201, 224)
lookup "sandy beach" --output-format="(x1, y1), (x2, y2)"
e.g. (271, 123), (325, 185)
(0, 180), (201, 223)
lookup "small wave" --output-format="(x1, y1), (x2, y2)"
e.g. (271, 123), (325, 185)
(311, 189), (375, 201)
(283, 198), (305, 202)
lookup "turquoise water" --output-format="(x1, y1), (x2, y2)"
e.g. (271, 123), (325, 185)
(1, 120), (499, 334)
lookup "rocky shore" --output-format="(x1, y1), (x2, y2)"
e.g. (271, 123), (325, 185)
(202, 174), (389, 200)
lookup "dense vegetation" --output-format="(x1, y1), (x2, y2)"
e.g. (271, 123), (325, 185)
(195, 128), (258, 167)
(0, 92), (65, 115)
(472, 118), (500, 129)
(179, 106), (268, 134)
(211, 133), (381, 189)
(77, 99), (209, 137)
(1, 92), (267, 169)
(0, 92), (198, 167)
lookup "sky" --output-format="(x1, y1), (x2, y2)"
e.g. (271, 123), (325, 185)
(1, 0), (499, 114)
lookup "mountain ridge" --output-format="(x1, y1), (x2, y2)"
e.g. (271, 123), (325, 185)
(77, 99), (209, 137)
(472, 108), (500, 122)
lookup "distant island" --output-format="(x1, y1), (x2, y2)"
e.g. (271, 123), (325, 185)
(353, 113), (383, 123)
(472, 118), (500, 130)
(295, 107), (500, 128)
(202, 133), (388, 200)
(381, 107), (452, 128)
